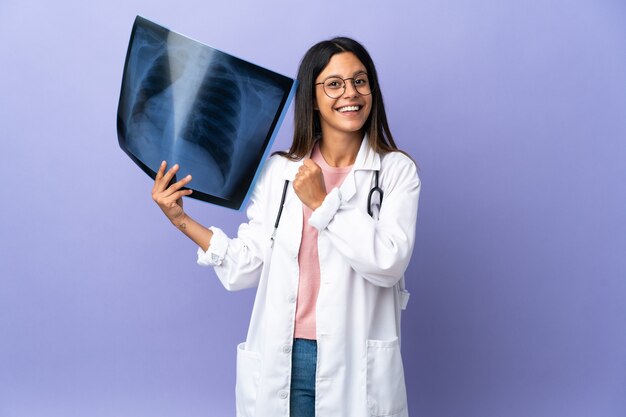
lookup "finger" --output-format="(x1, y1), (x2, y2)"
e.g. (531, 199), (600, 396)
(152, 161), (167, 193)
(157, 175), (191, 202)
(166, 174), (193, 194)
(154, 164), (181, 198)
(294, 172), (307, 185)
(155, 193), (191, 215)
(155, 160), (167, 181)
(158, 163), (180, 190)
(303, 159), (320, 170)
(169, 188), (193, 201)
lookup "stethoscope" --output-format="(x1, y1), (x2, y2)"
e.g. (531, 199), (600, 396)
(271, 170), (383, 246)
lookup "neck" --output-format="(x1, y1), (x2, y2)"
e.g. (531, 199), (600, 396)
(318, 131), (363, 167)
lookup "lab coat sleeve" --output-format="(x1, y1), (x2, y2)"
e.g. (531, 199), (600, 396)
(196, 157), (276, 291)
(309, 152), (420, 288)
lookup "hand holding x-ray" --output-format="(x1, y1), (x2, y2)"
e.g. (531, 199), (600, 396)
(151, 161), (193, 225)
(151, 161), (215, 251)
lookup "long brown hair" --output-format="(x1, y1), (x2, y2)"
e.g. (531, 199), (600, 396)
(276, 37), (400, 160)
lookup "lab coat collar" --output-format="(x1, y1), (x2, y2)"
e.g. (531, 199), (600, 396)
(282, 148), (310, 181)
(352, 134), (381, 172)
(341, 134), (379, 202)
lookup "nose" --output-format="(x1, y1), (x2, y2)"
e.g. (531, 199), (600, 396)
(343, 79), (359, 98)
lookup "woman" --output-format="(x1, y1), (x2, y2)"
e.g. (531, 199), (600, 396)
(152, 37), (420, 417)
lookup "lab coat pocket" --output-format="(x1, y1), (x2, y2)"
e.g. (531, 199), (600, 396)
(366, 337), (408, 416)
(236, 342), (262, 417)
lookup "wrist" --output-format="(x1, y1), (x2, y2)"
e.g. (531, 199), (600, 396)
(171, 212), (190, 230)
(310, 193), (327, 211)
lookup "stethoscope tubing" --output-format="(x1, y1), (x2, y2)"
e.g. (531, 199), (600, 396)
(271, 179), (291, 247)
(367, 170), (383, 217)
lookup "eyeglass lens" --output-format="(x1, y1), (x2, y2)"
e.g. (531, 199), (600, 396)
(323, 75), (372, 98)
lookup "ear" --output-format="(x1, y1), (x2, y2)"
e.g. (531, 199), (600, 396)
(313, 98), (319, 110)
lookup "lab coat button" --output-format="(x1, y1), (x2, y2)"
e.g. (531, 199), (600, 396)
(210, 253), (221, 265)
(279, 390), (289, 399)
(282, 344), (292, 354)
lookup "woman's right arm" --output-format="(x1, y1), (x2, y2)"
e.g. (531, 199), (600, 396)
(151, 159), (274, 291)
(151, 161), (213, 251)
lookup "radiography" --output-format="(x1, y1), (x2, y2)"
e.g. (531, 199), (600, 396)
(117, 16), (297, 209)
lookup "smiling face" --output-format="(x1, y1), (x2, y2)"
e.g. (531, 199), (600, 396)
(314, 52), (373, 141)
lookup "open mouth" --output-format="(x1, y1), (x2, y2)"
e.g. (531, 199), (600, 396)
(336, 105), (362, 113)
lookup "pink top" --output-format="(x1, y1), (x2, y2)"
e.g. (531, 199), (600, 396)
(294, 143), (352, 340)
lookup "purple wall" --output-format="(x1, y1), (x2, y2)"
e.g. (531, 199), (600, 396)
(1, 1), (625, 416)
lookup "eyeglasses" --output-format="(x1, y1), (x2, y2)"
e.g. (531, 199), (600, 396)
(315, 73), (373, 99)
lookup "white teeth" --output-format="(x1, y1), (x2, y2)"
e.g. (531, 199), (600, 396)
(337, 105), (360, 112)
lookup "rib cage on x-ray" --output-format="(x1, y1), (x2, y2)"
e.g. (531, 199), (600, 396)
(117, 16), (297, 209)
(129, 47), (241, 183)
(181, 60), (241, 180)
(131, 53), (177, 121)
(130, 52), (180, 138)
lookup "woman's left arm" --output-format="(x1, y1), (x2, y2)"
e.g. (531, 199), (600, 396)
(309, 153), (421, 288)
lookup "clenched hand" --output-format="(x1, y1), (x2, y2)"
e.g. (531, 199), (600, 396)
(293, 159), (327, 210)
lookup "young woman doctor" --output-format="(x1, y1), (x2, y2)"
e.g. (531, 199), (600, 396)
(151, 37), (420, 417)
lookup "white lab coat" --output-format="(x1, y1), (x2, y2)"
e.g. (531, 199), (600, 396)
(198, 136), (420, 417)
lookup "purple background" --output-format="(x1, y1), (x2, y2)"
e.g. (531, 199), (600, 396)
(1, 1), (625, 416)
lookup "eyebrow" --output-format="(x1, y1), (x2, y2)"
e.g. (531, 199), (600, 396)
(323, 70), (368, 79)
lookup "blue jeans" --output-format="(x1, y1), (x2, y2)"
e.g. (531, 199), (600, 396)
(290, 338), (317, 417)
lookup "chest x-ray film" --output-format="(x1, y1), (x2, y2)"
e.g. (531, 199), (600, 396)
(117, 16), (297, 210)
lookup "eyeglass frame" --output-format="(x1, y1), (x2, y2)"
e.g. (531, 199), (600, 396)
(314, 72), (374, 99)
